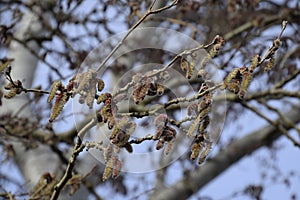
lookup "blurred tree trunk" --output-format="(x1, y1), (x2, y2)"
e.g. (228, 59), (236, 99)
(151, 107), (300, 200)
(0, 3), (61, 186)
(0, 4), (93, 200)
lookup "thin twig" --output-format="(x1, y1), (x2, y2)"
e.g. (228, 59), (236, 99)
(241, 102), (300, 147)
(258, 20), (287, 65)
(96, 0), (179, 73)
(164, 83), (222, 108)
(275, 68), (300, 89)
(50, 138), (85, 200)
(129, 135), (156, 144)
(258, 100), (300, 137)
(50, 118), (97, 200)
(113, 35), (220, 96)
(119, 83), (221, 119)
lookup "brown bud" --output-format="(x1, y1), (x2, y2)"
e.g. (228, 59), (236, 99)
(180, 57), (188, 72)
(124, 143), (133, 153)
(97, 79), (105, 92)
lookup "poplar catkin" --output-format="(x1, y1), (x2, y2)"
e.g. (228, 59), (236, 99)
(221, 68), (239, 90)
(47, 80), (62, 103)
(180, 57), (188, 72)
(49, 92), (69, 122)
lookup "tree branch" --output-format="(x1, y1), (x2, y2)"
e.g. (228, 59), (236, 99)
(50, 118), (97, 200)
(96, 0), (178, 72)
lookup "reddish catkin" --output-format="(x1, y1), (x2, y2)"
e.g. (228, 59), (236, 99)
(103, 144), (113, 163)
(156, 139), (164, 150)
(112, 159), (122, 179)
(133, 76), (150, 104)
(154, 114), (168, 129)
(66, 79), (75, 93)
(164, 140), (174, 155)
(154, 129), (164, 140)
(187, 102), (198, 116)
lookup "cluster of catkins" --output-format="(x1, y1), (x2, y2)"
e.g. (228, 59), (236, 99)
(180, 35), (225, 80)
(132, 71), (169, 104)
(186, 84), (213, 164)
(47, 69), (105, 122)
(3, 79), (23, 99)
(102, 143), (123, 181)
(154, 114), (177, 155)
(221, 55), (260, 99)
